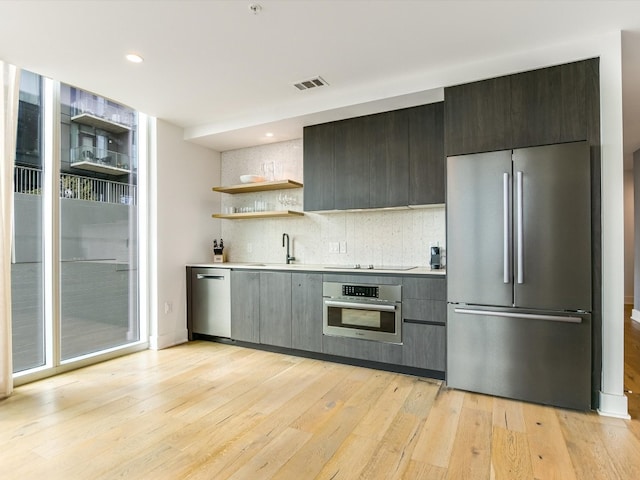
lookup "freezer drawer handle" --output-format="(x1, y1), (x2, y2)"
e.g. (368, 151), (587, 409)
(516, 170), (524, 284)
(503, 172), (510, 284)
(196, 274), (226, 280)
(453, 308), (582, 324)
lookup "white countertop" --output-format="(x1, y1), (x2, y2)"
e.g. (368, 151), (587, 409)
(187, 262), (446, 276)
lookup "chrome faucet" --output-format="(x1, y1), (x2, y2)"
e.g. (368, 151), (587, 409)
(282, 233), (295, 264)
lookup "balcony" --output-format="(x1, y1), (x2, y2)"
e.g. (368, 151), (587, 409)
(70, 146), (130, 176)
(14, 166), (137, 205)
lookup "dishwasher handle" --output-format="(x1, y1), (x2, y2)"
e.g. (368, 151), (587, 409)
(196, 274), (227, 280)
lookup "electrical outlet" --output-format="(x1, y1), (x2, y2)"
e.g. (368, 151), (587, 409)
(164, 301), (173, 314)
(329, 242), (339, 253)
(339, 241), (347, 253)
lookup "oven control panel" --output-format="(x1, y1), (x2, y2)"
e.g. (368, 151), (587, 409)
(342, 284), (379, 298)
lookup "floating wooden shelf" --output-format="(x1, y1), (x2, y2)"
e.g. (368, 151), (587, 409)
(212, 179), (303, 194)
(212, 210), (304, 220)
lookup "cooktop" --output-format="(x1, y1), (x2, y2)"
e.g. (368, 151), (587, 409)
(324, 265), (417, 271)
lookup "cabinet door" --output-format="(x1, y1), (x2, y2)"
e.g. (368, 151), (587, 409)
(334, 116), (370, 209)
(511, 60), (587, 148)
(402, 322), (446, 371)
(408, 102), (445, 205)
(230, 270), (260, 343)
(259, 271), (292, 348)
(369, 109), (409, 208)
(291, 273), (323, 352)
(445, 75), (512, 156)
(303, 123), (335, 211)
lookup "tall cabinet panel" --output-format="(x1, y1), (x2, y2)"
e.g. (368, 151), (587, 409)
(444, 75), (512, 156)
(409, 102), (445, 205)
(334, 117), (370, 209)
(303, 122), (335, 211)
(511, 60), (587, 148)
(369, 109), (409, 208)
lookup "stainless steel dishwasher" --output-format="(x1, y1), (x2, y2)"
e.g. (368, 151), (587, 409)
(190, 268), (231, 338)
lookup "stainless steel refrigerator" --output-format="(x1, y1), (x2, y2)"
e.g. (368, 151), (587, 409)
(446, 141), (592, 410)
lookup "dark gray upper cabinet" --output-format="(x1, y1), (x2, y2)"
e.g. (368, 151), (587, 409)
(408, 103), (445, 205)
(510, 60), (587, 148)
(304, 103), (444, 211)
(303, 122), (335, 211)
(259, 271), (292, 348)
(334, 116), (370, 209)
(445, 75), (512, 156)
(369, 109), (409, 208)
(445, 58), (596, 156)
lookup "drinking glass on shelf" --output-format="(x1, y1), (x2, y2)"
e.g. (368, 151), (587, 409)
(261, 162), (275, 181)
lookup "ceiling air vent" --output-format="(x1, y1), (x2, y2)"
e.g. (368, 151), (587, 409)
(293, 76), (329, 91)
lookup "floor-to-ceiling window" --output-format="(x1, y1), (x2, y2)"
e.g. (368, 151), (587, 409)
(12, 71), (143, 377)
(11, 70), (45, 372)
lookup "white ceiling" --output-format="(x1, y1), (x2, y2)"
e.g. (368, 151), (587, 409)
(2, 0), (640, 166)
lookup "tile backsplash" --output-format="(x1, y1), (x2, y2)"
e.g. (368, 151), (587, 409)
(218, 138), (446, 268)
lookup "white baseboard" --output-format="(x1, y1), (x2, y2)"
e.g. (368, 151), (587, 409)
(632, 309), (640, 323)
(149, 328), (189, 350)
(597, 391), (630, 419)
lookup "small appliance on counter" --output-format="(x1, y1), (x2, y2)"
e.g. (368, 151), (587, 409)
(213, 239), (226, 263)
(430, 246), (441, 270)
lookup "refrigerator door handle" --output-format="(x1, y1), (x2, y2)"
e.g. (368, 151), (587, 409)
(453, 307), (583, 324)
(516, 170), (524, 284)
(503, 172), (510, 284)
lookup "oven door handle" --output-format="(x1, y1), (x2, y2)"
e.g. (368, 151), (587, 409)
(324, 300), (397, 312)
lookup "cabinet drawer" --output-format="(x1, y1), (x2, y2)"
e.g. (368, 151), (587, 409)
(402, 322), (446, 371)
(403, 299), (446, 324)
(322, 335), (402, 365)
(403, 277), (446, 300)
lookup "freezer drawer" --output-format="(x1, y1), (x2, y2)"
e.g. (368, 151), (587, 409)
(190, 268), (231, 337)
(446, 304), (591, 410)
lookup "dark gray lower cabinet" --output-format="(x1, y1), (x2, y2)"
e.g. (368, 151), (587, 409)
(401, 276), (447, 372)
(230, 270), (260, 343)
(402, 321), (445, 371)
(322, 335), (403, 365)
(259, 271), (292, 348)
(291, 273), (323, 352)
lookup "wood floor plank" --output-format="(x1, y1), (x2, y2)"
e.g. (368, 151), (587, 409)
(411, 387), (465, 468)
(445, 399), (493, 479)
(522, 402), (577, 480)
(490, 426), (534, 479)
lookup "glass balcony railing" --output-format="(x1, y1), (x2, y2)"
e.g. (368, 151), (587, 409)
(71, 94), (135, 129)
(70, 146), (130, 173)
(14, 166), (137, 205)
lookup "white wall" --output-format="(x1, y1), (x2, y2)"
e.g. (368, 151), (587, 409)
(149, 119), (221, 350)
(220, 139), (446, 268)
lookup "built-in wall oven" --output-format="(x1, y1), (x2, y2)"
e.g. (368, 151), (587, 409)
(322, 282), (402, 344)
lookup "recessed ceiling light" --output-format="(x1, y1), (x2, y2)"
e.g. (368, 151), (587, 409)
(126, 53), (144, 63)
(265, 132), (274, 137)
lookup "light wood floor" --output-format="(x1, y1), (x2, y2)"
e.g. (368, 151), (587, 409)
(2, 333), (640, 479)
